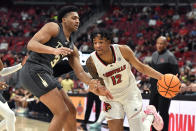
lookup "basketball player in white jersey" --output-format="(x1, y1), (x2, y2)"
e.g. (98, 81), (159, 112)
(0, 57), (27, 131)
(86, 30), (164, 131)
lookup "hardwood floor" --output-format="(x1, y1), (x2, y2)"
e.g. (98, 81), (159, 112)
(15, 116), (49, 131)
(13, 116), (109, 131)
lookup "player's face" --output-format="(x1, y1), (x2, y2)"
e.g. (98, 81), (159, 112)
(93, 35), (110, 56)
(63, 12), (80, 32)
(156, 38), (167, 52)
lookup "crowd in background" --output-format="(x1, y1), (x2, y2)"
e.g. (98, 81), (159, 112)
(0, 4), (195, 117)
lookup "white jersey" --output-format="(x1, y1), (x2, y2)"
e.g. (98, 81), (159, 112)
(91, 44), (141, 102)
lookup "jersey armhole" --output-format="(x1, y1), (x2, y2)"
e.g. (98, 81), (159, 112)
(114, 45), (125, 60)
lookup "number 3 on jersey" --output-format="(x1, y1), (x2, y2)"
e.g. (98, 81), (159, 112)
(111, 74), (122, 85)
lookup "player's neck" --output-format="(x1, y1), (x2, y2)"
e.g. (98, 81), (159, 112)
(62, 24), (71, 41)
(99, 48), (114, 64)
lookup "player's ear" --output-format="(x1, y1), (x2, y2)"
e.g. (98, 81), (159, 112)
(62, 17), (66, 23)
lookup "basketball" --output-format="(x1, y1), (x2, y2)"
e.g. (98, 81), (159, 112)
(157, 74), (181, 99)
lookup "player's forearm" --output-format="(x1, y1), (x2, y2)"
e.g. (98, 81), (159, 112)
(74, 70), (92, 85)
(0, 63), (22, 76)
(141, 64), (163, 80)
(27, 40), (55, 55)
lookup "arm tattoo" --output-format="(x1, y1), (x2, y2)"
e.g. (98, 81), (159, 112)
(86, 57), (105, 85)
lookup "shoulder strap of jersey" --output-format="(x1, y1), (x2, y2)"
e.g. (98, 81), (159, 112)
(90, 51), (98, 65)
(111, 44), (124, 59)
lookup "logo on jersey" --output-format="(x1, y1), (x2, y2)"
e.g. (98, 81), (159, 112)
(51, 41), (64, 67)
(118, 57), (121, 61)
(103, 65), (126, 77)
(160, 58), (165, 63)
(104, 102), (112, 112)
(37, 73), (48, 87)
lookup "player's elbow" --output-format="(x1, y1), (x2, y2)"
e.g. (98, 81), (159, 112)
(27, 41), (33, 51)
(27, 39), (37, 51)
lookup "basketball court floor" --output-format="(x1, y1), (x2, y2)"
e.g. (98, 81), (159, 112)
(13, 116), (110, 131)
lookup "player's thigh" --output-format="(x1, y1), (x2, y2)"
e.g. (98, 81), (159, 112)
(40, 88), (69, 115)
(104, 101), (124, 120)
(123, 99), (144, 130)
(104, 101), (124, 131)
(128, 111), (146, 131)
(20, 63), (58, 97)
(123, 98), (142, 120)
(108, 119), (124, 131)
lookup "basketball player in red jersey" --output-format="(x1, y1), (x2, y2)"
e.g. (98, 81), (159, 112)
(86, 30), (164, 131)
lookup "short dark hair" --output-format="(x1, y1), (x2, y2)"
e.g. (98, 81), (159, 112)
(91, 29), (113, 43)
(58, 5), (78, 23)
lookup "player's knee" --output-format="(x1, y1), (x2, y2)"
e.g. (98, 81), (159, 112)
(53, 106), (68, 118)
(60, 108), (69, 117)
(56, 110), (69, 122)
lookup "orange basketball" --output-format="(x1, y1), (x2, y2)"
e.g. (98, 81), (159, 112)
(157, 74), (181, 99)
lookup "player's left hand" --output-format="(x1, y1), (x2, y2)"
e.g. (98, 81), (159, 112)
(0, 82), (8, 90)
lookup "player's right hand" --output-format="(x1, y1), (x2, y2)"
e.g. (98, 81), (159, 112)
(0, 82), (8, 90)
(97, 86), (113, 100)
(53, 47), (73, 56)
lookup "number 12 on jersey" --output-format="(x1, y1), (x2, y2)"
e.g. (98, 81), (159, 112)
(111, 74), (122, 85)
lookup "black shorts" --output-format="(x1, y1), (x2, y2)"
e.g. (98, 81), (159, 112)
(20, 62), (62, 98)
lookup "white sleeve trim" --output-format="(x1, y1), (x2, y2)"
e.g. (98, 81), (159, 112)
(0, 63), (22, 77)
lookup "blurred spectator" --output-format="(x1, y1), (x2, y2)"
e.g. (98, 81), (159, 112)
(0, 39), (8, 50)
(58, 73), (74, 93)
(10, 88), (31, 115)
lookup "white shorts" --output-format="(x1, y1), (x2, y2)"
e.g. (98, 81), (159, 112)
(104, 97), (142, 121)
